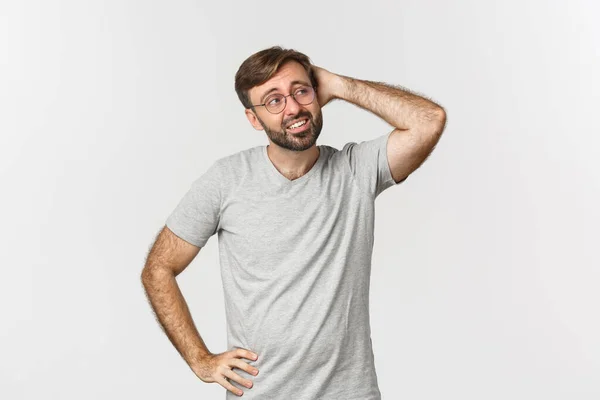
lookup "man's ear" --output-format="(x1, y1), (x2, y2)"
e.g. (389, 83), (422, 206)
(245, 109), (264, 131)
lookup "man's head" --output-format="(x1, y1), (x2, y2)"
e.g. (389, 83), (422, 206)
(235, 46), (323, 152)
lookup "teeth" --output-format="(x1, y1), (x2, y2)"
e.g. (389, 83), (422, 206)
(289, 119), (307, 129)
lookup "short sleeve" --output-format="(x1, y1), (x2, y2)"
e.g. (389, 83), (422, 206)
(165, 161), (223, 247)
(342, 131), (406, 199)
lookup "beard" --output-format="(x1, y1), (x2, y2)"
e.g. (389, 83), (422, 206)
(256, 108), (323, 152)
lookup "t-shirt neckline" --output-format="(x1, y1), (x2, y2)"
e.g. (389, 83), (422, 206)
(262, 145), (324, 185)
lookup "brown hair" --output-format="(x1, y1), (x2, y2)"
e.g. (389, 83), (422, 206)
(234, 46), (317, 110)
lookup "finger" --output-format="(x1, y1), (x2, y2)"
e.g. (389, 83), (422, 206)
(223, 367), (253, 388)
(223, 368), (253, 391)
(234, 348), (258, 361)
(231, 358), (259, 376)
(216, 375), (244, 397)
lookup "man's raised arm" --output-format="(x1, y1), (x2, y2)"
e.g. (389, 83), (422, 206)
(313, 65), (447, 184)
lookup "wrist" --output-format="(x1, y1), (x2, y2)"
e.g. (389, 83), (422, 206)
(190, 350), (213, 368)
(332, 74), (351, 101)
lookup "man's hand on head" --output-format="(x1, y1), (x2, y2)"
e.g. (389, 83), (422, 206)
(312, 65), (344, 108)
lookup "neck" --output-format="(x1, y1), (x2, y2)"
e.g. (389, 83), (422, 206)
(266, 144), (320, 180)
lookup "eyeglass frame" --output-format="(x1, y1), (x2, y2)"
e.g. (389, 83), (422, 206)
(248, 85), (318, 114)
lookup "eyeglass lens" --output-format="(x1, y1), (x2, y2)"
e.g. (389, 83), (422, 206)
(265, 86), (314, 113)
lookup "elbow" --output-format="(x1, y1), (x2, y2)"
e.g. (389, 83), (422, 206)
(141, 263), (165, 284)
(431, 107), (446, 136)
(141, 266), (154, 286)
(141, 263), (177, 285)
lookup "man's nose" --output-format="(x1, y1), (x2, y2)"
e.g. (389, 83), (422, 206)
(284, 94), (302, 115)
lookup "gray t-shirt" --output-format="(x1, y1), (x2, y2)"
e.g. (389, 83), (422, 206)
(166, 131), (404, 399)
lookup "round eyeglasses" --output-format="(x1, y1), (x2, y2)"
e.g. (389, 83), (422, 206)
(250, 86), (317, 114)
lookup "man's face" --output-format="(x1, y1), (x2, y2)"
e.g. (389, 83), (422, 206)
(245, 61), (323, 152)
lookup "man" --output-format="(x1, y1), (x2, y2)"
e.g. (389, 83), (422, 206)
(142, 46), (446, 399)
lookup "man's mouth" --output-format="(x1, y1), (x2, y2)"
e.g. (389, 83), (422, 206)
(286, 118), (310, 133)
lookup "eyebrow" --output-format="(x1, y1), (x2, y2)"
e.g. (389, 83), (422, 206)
(259, 80), (311, 104)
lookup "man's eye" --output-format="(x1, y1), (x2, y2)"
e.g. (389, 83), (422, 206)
(296, 89), (307, 95)
(268, 98), (281, 105)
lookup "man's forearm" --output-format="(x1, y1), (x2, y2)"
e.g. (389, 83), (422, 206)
(141, 268), (210, 368)
(333, 74), (445, 134)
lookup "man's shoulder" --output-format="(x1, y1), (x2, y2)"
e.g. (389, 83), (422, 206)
(213, 145), (262, 169)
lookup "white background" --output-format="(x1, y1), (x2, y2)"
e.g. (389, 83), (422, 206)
(1, 0), (599, 398)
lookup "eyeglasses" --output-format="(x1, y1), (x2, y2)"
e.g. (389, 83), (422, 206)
(250, 86), (317, 114)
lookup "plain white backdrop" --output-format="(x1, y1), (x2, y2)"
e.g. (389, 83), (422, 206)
(1, 0), (599, 398)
